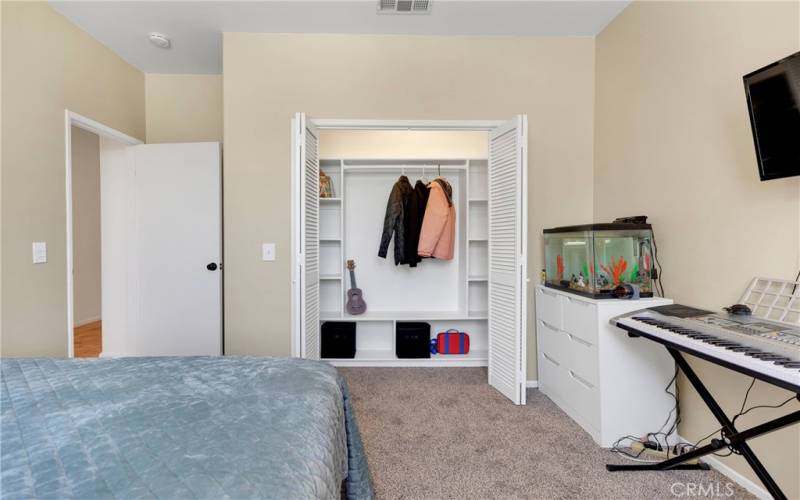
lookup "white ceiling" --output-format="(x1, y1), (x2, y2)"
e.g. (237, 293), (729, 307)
(50, 1), (630, 74)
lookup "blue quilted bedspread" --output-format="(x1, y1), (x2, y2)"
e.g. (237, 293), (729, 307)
(1, 357), (373, 500)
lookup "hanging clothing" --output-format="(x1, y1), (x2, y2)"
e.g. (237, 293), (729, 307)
(418, 177), (456, 260)
(403, 180), (429, 268)
(378, 176), (413, 265)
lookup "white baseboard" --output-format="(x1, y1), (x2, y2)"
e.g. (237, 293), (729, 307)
(676, 435), (769, 500)
(98, 351), (125, 358)
(526, 380), (539, 388)
(703, 455), (770, 500)
(74, 316), (101, 327)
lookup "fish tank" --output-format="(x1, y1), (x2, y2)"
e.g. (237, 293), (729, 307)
(543, 223), (655, 298)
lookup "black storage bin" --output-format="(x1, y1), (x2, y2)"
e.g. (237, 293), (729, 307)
(321, 322), (356, 359)
(396, 322), (431, 358)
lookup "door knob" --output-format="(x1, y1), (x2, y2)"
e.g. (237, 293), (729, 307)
(207, 262), (218, 271)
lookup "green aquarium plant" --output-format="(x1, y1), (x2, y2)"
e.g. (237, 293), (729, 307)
(629, 263), (640, 283)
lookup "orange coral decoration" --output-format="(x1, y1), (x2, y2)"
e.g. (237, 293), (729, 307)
(556, 255), (565, 279)
(601, 256), (628, 285)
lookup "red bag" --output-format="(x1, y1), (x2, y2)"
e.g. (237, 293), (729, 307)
(436, 329), (470, 354)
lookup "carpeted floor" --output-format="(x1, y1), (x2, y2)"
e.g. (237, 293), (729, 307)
(341, 367), (754, 500)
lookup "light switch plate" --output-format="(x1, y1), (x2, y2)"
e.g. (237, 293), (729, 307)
(32, 242), (47, 264)
(262, 243), (276, 262)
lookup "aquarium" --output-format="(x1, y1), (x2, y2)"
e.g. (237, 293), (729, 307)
(543, 223), (655, 298)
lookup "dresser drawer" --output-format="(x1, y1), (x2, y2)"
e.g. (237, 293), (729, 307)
(563, 331), (598, 386)
(562, 295), (597, 344)
(536, 287), (562, 330)
(564, 365), (600, 426)
(538, 349), (567, 399)
(537, 320), (568, 364)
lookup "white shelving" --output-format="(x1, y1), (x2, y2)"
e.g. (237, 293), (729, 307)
(327, 310), (488, 321)
(318, 158), (489, 367)
(327, 349), (489, 367)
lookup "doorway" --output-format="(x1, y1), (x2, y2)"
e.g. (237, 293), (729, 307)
(70, 125), (105, 356)
(66, 111), (141, 357)
(65, 111), (223, 358)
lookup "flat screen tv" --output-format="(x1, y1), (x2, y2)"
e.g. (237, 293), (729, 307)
(743, 51), (800, 181)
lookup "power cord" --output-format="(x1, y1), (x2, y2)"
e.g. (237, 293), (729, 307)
(611, 368), (679, 461)
(612, 376), (799, 462)
(651, 229), (665, 297)
(684, 379), (797, 458)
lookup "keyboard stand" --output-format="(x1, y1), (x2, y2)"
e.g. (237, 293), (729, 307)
(606, 347), (800, 500)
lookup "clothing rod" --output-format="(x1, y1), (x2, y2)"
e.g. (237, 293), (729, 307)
(343, 166), (467, 171)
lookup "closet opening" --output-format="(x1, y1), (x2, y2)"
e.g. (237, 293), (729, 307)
(292, 117), (529, 405)
(65, 111), (142, 358)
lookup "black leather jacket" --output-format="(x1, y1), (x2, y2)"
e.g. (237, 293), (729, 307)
(378, 176), (413, 265)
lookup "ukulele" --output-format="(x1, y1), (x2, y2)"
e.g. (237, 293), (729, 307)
(346, 260), (367, 315)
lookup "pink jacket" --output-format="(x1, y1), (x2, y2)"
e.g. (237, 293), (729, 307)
(418, 179), (455, 260)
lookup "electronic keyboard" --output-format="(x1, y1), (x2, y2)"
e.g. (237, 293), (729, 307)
(608, 304), (800, 499)
(612, 304), (800, 393)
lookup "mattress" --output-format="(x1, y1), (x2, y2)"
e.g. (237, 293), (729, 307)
(0, 356), (373, 500)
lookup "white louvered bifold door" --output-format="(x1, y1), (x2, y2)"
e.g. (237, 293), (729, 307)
(488, 115), (528, 405)
(297, 114), (321, 359)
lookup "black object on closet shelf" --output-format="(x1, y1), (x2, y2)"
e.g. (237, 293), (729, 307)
(321, 322), (356, 359)
(396, 322), (431, 359)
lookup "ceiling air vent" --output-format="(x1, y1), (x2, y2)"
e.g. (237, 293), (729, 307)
(378, 0), (432, 14)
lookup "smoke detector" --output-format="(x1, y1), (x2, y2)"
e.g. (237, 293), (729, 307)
(377, 0), (432, 14)
(148, 32), (171, 49)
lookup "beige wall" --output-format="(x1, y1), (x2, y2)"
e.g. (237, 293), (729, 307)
(1, 2), (144, 356)
(145, 74), (223, 143)
(70, 126), (101, 325)
(595, 1), (800, 496)
(223, 33), (596, 377)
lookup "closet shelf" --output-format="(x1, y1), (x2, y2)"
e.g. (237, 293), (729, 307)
(320, 311), (489, 321)
(320, 275), (342, 280)
(320, 238), (341, 243)
(469, 238), (488, 242)
(468, 276), (488, 282)
(469, 199), (488, 203)
(319, 197), (342, 203)
(325, 349), (488, 367)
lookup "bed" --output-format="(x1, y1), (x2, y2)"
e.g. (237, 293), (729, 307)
(0, 356), (373, 499)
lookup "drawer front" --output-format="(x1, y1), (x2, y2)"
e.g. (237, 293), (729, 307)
(537, 320), (568, 363)
(564, 366), (600, 425)
(538, 349), (567, 399)
(563, 331), (598, 386)
(536, 287), (562, 330)
(562, 295), (597, 344)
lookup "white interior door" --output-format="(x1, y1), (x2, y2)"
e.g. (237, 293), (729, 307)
(101, 142), (222, 356)
(293, 113), (321, 359)
(488, 116), (528, 405)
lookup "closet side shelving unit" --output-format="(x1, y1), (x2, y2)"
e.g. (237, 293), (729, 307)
(318, 158), (490, 367)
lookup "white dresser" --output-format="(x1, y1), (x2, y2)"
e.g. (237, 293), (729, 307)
(535, 285), (675, 447)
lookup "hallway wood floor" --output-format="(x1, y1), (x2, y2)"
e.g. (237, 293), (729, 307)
(74, 320), (102, 357)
